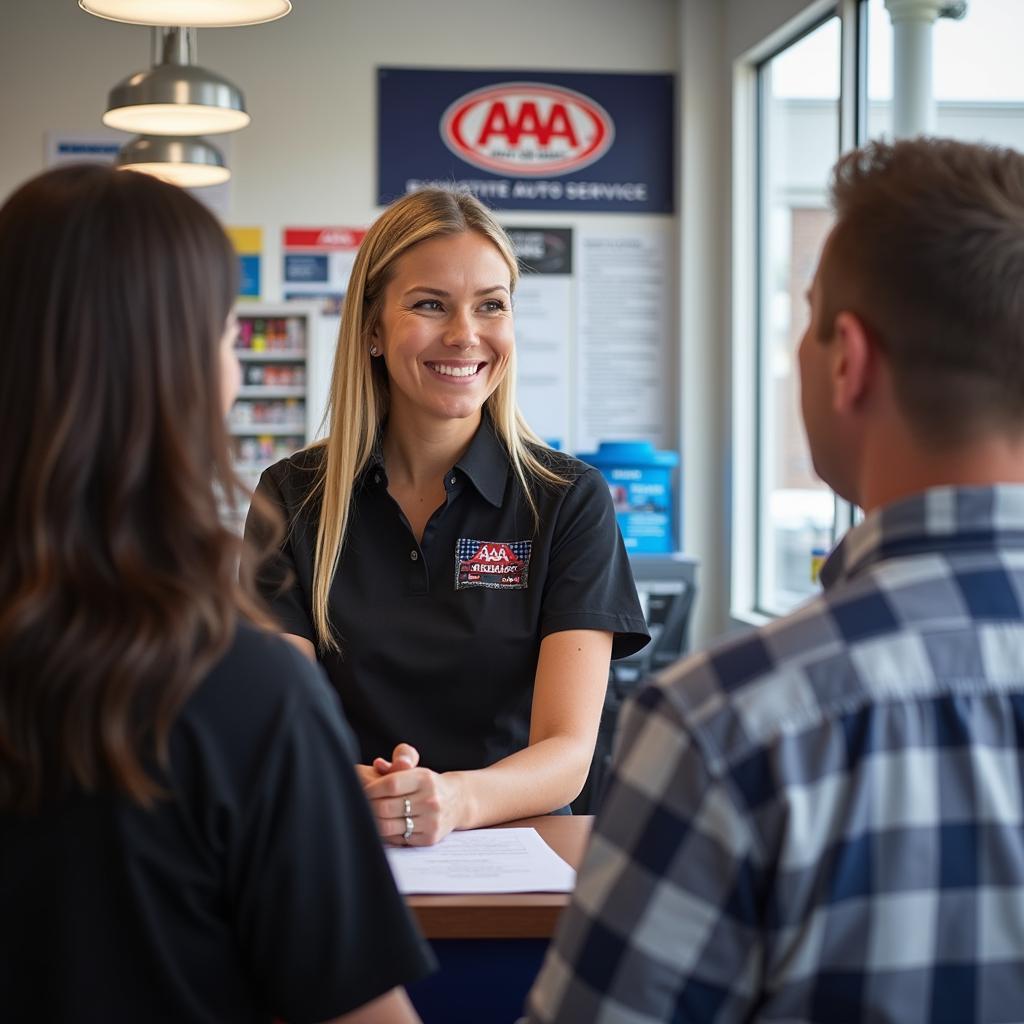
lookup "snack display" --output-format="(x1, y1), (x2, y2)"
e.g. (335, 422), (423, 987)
(229, 307), (314, 496)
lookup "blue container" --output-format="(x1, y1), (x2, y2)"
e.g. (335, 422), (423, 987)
(575, 441), (679, 554)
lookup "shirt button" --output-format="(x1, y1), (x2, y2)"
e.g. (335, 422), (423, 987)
(374, 473), (381, 484)
(450, 477), (456, 485)
(410, 550), (419, 561)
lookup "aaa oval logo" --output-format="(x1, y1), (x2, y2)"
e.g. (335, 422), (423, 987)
(441, 82), (615, 177)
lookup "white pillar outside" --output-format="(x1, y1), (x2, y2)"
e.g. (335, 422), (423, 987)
(884, 0), (946, 138)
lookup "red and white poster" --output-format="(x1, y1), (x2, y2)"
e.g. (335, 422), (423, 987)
(282, 226), (366, 315)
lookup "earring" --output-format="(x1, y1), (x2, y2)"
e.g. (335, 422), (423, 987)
(369, 344), (379, 357)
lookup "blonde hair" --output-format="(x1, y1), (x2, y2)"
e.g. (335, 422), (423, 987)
(306, 187), (567, 652)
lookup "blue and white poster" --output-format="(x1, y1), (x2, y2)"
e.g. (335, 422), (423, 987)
(377, 68), (674, 214)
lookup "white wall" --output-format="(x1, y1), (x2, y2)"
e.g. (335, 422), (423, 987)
(676, 0), (727, 646)
(1, 0), (678, 301)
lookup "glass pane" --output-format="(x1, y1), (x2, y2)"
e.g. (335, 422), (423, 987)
(756, 19), (840, 615)
(861, 0), (1024, 537)
(866, 0), (1024, 146)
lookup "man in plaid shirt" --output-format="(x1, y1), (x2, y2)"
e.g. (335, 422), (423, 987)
(525, 137), (1024, 1023)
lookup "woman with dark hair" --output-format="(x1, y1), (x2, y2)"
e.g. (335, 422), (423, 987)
(0, 164), (433, 1023)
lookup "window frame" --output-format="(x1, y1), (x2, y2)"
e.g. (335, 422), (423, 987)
(732, 0), (867, 626)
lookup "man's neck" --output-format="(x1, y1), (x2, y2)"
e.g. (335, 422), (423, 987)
(857, 428), (1024, 514)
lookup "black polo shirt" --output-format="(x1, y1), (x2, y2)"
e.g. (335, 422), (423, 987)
(251, 420), (650, 773)
(0, 623), (435, 1023)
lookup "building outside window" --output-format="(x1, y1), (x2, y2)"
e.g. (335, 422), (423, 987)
(755, 17), (840, 616)
(747, 0), (1024, 620)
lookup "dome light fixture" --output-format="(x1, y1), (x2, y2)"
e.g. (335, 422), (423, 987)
(116, 135), (231, 188)
(80, 0), (291, 28)
(102, 27), (249, 136)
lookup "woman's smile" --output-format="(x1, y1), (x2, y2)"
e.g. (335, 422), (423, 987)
(423, 359), (488, 381)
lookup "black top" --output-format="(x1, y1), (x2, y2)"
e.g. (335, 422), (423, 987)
(0, 623), (435, 1024)
(251, 420), (650, 772)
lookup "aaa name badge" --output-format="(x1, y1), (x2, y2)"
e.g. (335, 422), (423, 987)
(455, 539), (532, 590)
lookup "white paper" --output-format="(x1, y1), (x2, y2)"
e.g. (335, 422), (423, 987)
(385, 827), (576, 895)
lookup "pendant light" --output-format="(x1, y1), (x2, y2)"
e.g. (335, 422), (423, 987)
(80, 0), (291, 27)
(103, 27), (249, 136)
(116, 135), (230, 188)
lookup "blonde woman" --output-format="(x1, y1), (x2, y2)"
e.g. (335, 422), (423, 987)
(252, 187), (648, 846)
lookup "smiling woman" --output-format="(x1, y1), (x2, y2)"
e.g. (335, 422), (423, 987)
(246, 186), (650, 847)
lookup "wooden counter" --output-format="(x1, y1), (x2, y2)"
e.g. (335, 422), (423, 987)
(407, 815), (593, 939)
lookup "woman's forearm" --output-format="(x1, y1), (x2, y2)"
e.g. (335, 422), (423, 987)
(445, 733), (593, 830)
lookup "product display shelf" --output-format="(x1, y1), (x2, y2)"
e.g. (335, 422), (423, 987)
(236, 349), (307, 362)
(237, 385), (306, 399)
(228, 423), (305, 436)
(230, 301), (319, 498)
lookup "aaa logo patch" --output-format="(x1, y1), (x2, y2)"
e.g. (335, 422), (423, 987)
(455, 538), (532, 590)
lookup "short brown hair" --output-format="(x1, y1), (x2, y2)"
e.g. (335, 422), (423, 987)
(818, 137), (1024, 445)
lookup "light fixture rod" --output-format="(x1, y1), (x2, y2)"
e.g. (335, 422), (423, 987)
(152, 26), (196, 67)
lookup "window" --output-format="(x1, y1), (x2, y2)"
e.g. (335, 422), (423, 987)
(754, 17), (840, 616)
(865, 0), (1024, 148)
(741, 0), (1024, 624)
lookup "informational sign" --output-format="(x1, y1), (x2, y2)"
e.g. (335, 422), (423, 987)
(282, 227), (365, 314)
(504, 226), (573, 448)
(378, 69), (674, 213)
(282, 227), (365, 435)
(228, 226), (262, 298)
(45, 131), (123, 166)
(574, 227), (673, 452)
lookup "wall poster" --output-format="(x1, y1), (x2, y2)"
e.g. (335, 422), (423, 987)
(378, 68), (674, 214)
(574, 228), (673, 453)
(282, 227), (365, 315)
(504, 226), (573, 448)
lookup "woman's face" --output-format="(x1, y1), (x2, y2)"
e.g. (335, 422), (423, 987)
(219, 312), (241, 415)
(372, 230), (514, 425)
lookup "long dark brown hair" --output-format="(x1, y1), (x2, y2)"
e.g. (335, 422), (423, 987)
(0, 164), (271, 810)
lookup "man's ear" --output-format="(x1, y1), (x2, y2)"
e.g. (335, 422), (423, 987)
(830, 310), (875, 415)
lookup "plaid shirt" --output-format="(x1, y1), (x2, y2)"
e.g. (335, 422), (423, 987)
(526, 486), (1024, 1024)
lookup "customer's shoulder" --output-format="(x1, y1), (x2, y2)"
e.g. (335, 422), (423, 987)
(190, 621), (330, 725)
(170, 622), (350, 802)
(642, 591), (862, 769)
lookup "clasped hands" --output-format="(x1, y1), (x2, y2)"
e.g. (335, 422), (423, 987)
(357, 743), (461, 847)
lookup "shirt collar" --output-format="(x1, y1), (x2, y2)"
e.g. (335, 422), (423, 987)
(820, 484), (1024, 590)
(454, 416), (509, 508)
(365, 440), (385, 472)
(358, 416), (509, 507)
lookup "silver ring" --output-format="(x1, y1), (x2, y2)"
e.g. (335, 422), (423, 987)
(403, 816), (414, 841)
(403, 797), (412, 816)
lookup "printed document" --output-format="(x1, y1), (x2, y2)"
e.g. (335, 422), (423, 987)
(385, 827), (576, 895)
